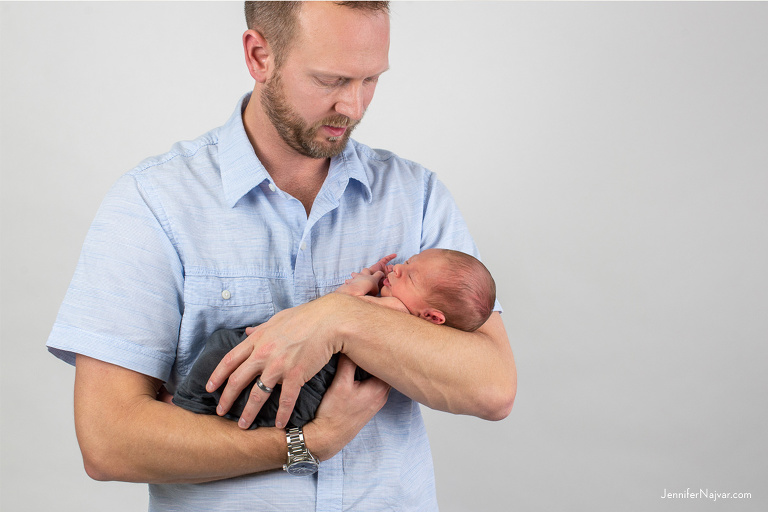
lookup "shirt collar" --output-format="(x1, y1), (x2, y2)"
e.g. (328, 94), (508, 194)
(218, 93), (271, 208)
(218, 92), (372, 208)
(327, 140), (373, 204)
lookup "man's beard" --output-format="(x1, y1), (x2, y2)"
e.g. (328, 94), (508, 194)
(261, 72), (361, 159)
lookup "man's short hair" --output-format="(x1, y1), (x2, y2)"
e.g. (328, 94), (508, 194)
(244, 1), (390, 69)
(427, 250), (496, 332)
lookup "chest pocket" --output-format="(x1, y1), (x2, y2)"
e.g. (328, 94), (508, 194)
(175, 274), (275, 378)
(315, 277), (347, 299)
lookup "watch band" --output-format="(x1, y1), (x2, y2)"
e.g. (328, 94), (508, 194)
(283, 426), (319, 476)
(286, 426), (307, 459)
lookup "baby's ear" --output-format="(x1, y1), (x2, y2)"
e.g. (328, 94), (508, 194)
(420, 309), (446, 325)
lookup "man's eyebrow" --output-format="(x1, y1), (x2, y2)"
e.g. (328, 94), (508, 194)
(311, 67), (390, 80)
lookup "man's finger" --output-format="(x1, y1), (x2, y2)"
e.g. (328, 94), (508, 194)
(274, 378), (302, 429)
(333, 354), (357, 387)
(215, 357), (264, 416)
(206, 341), (254, 393)
(235, 374), (277, 429)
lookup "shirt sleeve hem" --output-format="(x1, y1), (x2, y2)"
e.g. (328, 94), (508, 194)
(46, 323), (174, 382)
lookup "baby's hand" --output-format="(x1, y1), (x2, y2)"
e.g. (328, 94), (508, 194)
(345, 270), (384, 286)
(345, 270), (369, 284)
(341, 271), (385, 296)
(366, 254), (397, 275)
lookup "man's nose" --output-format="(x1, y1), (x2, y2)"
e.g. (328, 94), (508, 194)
(335, 82), (365, 120)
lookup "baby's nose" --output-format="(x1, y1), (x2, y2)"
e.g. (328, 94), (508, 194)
(393, 264), (402, 277)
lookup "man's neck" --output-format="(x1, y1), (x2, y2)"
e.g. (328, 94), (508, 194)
(242, 95), (330, 216)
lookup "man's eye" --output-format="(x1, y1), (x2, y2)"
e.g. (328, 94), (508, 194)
(317, 77), (345, 87)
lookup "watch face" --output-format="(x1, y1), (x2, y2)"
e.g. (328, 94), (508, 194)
(287, 461), (318, 476)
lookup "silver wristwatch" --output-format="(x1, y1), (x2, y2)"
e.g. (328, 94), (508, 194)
(283, 426), (319, 476)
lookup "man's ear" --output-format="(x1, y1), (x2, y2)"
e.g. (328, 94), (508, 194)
(242, 29), (273, 83)
(420, 309), (446, 326)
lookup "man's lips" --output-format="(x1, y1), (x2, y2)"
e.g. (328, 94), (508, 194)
(324, 125), (347, 138)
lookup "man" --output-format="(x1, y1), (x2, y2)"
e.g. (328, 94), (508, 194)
(47, 2), (516, 510)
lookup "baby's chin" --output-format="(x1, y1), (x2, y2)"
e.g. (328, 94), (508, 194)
(380, 285), (393, 297)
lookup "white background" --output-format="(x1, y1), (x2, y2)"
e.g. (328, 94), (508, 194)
(2, 2), (767, 511)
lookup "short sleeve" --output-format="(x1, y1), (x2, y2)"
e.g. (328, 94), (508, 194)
(420, 172), (476, 252)
(46, 172), (184, 381)
(421, 172), (503, 313)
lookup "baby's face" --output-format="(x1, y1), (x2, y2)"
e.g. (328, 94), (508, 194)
(380, 249), (446, 315)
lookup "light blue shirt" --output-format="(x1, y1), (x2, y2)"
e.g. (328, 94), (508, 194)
(48, 93), (490, 511)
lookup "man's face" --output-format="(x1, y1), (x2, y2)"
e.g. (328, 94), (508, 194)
(381, 250), (447, 316)
(261, 70), (358, 159)
(261, 2), (390, 159)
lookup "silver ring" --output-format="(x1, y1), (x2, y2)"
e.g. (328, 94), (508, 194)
(255, 376), (273, 394)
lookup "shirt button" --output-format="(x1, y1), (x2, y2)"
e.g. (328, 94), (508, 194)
(300, 242), (307, 251)
(221, 290), (231, 300)
(268, 183), (276, 192)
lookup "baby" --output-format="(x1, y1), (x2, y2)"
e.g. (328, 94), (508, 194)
(173, 248), (496, 428)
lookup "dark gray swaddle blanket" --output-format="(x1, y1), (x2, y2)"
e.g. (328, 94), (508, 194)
(173, 327), (370, 428)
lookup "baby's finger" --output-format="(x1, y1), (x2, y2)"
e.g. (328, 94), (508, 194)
(381, 253), (397, 265)
(376, 254), (397, 268)
(369, 254), (397, 273)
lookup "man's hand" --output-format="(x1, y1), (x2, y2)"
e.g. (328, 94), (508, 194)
(206, 293), (350, 429)
(304, 354), (390, 461)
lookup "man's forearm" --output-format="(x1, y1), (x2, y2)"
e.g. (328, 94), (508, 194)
(207, 292), (516, 427)
(335, 295), (517, 420)
(75, 355), (287, 484)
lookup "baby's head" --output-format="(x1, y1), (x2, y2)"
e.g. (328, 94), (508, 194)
(380, 248), (496, 332)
